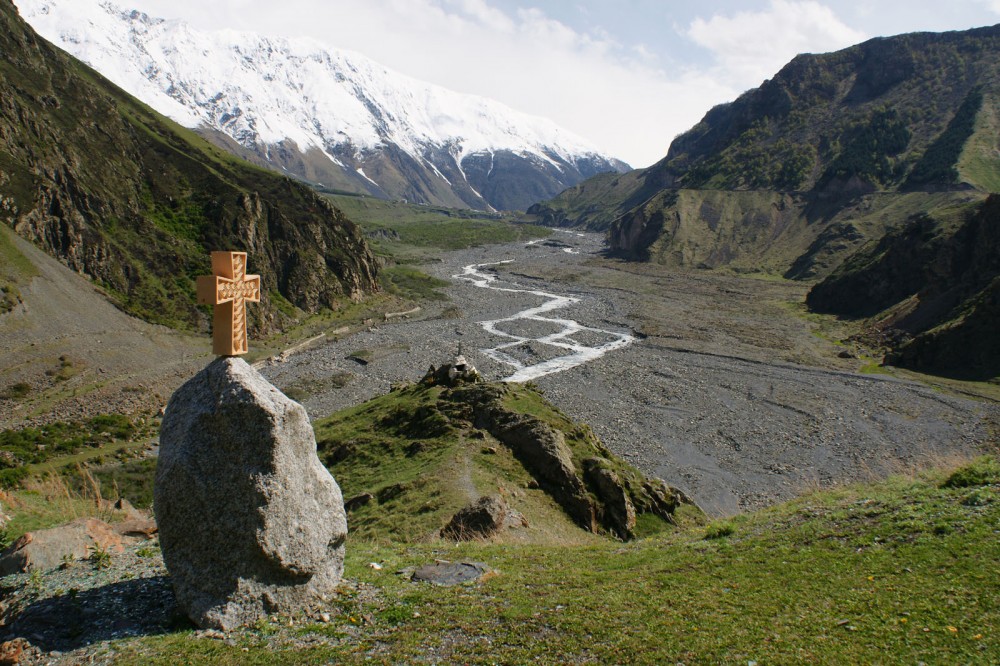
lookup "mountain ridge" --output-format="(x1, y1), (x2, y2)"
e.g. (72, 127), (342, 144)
(0, 0), (379, 336)
(16, 0), (629, 212)
(526, 22), (1000, 379)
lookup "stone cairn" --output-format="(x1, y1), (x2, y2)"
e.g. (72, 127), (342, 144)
(155, 252), (347, 630)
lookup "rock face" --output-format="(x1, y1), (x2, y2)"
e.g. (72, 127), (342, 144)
(441, 496), (509, 541)
(156, 357), (347, 630)
(0, 518), (129, 575)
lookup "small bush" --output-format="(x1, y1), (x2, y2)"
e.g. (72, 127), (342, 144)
(960, 488), (995, 507)
(0, 467), (28, 489)
(941, 456), (1000, 489)
(2, 382), (31, 400)
(704, 521), (735, 540)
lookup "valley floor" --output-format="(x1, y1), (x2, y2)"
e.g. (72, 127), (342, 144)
(259, 232), (999, 516)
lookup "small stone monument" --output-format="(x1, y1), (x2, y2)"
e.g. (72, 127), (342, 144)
(156, 252), (347, 630)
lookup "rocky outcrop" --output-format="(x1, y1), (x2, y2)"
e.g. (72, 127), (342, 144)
(156, 358), (347, 630)
(445, 383), (686, 539)
(0, 2), (378, 336)
(0, 518), (139, 575)
(584, 459), (637, 540)
(440, 496), (509, 541)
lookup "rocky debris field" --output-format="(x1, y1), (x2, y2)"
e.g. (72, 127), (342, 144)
(261, 232), (1000, 516)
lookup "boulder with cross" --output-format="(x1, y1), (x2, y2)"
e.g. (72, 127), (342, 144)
(155, 251), (348, 630)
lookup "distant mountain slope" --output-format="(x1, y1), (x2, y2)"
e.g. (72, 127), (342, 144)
(807, 195), (1000, 380)
(526, 24), (1000, 379)
(529, 25), (1000, 274)
(0, 0), (378, 335)
(16, 0), (629, 212)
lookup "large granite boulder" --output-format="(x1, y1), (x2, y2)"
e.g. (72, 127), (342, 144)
(156, 357), (347, 630)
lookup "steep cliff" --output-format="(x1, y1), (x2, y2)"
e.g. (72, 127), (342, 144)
(0, 0), (379, 335)
(529, 25), (1000, 280)
(808, 195), (1000, 380)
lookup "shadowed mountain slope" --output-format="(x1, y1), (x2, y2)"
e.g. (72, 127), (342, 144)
(0, 0), (379, 336)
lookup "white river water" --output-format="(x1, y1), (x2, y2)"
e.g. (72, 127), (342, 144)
(454, 260), (635, 382)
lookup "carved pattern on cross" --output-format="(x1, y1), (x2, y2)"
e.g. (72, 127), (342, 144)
(196, 251), (261, 356)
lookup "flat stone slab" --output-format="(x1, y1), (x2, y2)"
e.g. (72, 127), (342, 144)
(411, 562), (493, 586)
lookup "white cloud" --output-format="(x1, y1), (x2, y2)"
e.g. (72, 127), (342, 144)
(687, 0), (867, 89)
(980, 0), (1000, 13)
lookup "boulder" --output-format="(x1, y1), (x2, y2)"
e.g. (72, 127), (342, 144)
(441, 496), (509, 541)
(156, 357), (347, 631)
(0, 518), (126, 575)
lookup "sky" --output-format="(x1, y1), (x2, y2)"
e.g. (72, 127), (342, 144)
(114, 0), (1000, 168)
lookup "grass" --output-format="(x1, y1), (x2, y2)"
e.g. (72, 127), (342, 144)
(0, 472), (131, 547)
(0, 414), (156, 496)
(0, 223), (38, 314)
(378, 265), (448, 301)
(97, 454), (999, 664)
(326, 194), (550, 258)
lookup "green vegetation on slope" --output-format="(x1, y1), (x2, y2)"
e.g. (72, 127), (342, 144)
(89, 454), (1000, 664)
(906, 87), (985, 188)
(326, 194), (549, 255)
(0, 3), (378, 336)
(0, 414), (155, 489)
(819, 107), (911, 187)
(808, 194), (1000, 380)
(0, 224), (37, 314)
(312, 379), (687, 543)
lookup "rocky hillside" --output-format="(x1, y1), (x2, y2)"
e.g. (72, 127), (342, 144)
(808, 195), (1000, 380)
(528, 25), (1000, 275)
(525, 24), (1000, 379)
(312, 369), (693, 543)
(17, 0), (629, 212)
(0, 0), (379, 335)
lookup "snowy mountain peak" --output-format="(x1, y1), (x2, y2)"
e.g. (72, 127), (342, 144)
(16, 0), (629, 210)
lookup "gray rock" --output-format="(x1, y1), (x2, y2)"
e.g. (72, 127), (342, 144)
(155, 357), (347, 631)
(0, 518), (128, 575)
(583, 458), (636, 540)
(411, 561), (492, 586)
(440, 496), (508, 541)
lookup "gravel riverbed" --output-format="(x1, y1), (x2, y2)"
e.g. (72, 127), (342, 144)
(261, 232), (999, 516)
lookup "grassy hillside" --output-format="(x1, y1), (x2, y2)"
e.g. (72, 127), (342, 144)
(0, 223), (37, 314)
(325, 194), (549, 258)
(0, 2), (378, 336)
(4, 454), (994, 663)
(313, 379), (690, 543)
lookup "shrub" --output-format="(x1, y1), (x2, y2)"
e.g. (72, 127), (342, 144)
(704, 521), (736, 539)
(941, 456), (1000, 489)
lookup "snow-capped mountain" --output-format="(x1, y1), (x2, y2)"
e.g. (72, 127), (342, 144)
(15, 0), (629, 211)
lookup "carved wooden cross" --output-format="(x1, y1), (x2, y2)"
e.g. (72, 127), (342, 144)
(196, 251), (261, 356)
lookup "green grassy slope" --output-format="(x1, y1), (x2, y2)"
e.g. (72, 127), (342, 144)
(313, 380), (689, 543)
(91, 454), (1000, 664)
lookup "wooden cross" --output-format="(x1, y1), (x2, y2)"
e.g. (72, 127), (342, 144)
(196, 251), (261, 356)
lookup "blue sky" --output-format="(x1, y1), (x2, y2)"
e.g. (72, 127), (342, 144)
(121, 0), (1000, 167)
